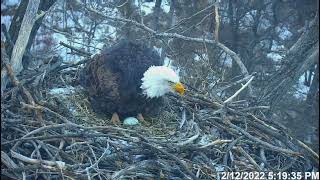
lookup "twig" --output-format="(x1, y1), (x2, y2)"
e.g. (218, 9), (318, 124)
(11, 150), (66, 170)
(2, 48), (42, 120)
(177, 122), (200, 146)
(219, 75), (253, 92)
(224, 76), (254, 104)
(80, 147), (110, 173)
(59, 41), (92, 57)
(223, 136), (243, 166)
(214, 5), (220, 41)
(296, 139), (319, 163)
(141, 141), (199, 180)
(80, 1), (251, 80)
(1, 151), (19, 169)
(226, 121), (302, 156)
(199, 139), (232, 149)
(20, 102), (71, 123)
(235, 146), (261, 171)
(259, 148), (268, 170)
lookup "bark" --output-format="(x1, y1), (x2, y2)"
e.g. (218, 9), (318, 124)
(305, 64), (319, 109)
(229, 1), (240, 78)
(24, 0), (57, 67)
(6, 0), (29, 56)
(117, 0), (135, 40)
(6, 0), (56, 69)
(1, 0), (41, 94)
(168, 0), (176, 27)
(261, 13), (319, 104)
(152, 0), (162, 31)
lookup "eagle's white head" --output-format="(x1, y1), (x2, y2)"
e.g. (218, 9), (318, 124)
(141, 66), (185, 98)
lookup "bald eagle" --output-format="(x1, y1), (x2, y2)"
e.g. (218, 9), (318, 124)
(79, 40), (184, 123)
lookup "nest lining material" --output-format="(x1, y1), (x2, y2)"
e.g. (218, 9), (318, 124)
(1, 64), (318, 179)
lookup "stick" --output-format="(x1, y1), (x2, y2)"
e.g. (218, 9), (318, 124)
(226, 121), (301, 156)
(11, 150), (66, 170)
(59, 41), (92, 57)
(235, 146), (261, 171)
(224, 76), (254, 104)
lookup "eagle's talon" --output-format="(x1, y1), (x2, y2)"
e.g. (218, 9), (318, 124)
(111, 112), (121, 125)
(137, 113), (150, 125)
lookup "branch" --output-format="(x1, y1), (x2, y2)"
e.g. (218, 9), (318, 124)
(296, 139), (319, 163)
(226, 121), (302, 156)
(80, 1), (250, 78)
(219, 74), (254, 92)
(235, 146), (262, 171)
(214, 5), (220, 41)
(141, 141), (199, 180)
(59, 41), (92, 57)
(177, 122), (200, 146)
(224, 76), (254, 104)
(11, 150), (66, 170)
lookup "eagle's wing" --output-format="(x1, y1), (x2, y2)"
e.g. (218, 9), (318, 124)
(80, 55), (120, 114)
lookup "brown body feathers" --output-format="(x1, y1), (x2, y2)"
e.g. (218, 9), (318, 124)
(79, 40), (163, 118)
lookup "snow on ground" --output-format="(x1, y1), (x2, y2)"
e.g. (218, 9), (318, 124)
(163, 57), (172, 67)
(194, 54), (201, 61)
(1, 0), (20, 27)
(276, 26), (293, 40)
(1, 15), (12, 28)
(137, 0), (170, 15)
(270, 40), (284, 52)
(193, 53), (209, 62)
(294, 75), (310, 100)
(267, 52), (283, 62)
(153, 46), (163, 56)
(52, 33), (74, 62)
(48, 86), (78, 113)
(39, 1), (119, 63)
(161, 0), (171, 13)
(267, 40), (285, 62)
(141, 2), (154, 15)
(214, 165), (225, 174)
(220, 53), (232, 68)
(49, 86), (76, 96)
(163, 56), (181, 75)
(3, 0), (20, 6)
(240, 10), (257, 30)
(258, 17), (272, 31)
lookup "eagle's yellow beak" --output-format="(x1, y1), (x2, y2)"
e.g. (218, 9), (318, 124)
(173, 82), (185, 96)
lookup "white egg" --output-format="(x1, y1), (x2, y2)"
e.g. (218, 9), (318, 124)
(123, 117), (140, 126)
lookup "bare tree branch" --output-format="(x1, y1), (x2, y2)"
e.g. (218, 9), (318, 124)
(81, 1), (250, 78)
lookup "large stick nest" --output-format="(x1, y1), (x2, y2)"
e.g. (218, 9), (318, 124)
(1, 55), (319, 180)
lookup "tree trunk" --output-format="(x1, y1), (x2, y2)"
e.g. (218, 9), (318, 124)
(153, 0), (162, 31)
(227, 0), (241, 78)
(260, 14), (319, 105)
(6, 0), (56, 69)
(305, 64), (319, 110)
(168, 0), (176, 27)
(117, 0), (135, 41)
(1, 0), (41, 94)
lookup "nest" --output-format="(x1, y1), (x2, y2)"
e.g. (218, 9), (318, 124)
(1, 59), (319, 180)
